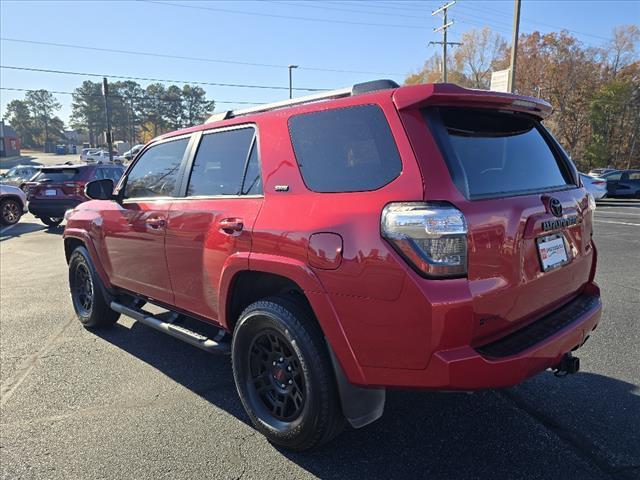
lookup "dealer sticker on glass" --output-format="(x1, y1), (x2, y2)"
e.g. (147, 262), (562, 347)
(537, 234), (568, 271)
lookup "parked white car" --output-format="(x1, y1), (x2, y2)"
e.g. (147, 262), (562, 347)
(0, 184), (28, 225)
(86, 150), (116, 163)
(580, 173), (607, 200)
(80, 148), (100, 162)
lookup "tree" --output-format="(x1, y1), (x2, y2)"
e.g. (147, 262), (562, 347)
(4, 99), (35, 148)
(406, 28), (506, 89)
(454, 28), (507, 89)
(164, 85), (184, 130)
(142, 83), (168, 138)
(24, 90), (62, 147)
(181, 85), (215, 127)
(71, 81), (105, 146)
(603, 25), (640, 78)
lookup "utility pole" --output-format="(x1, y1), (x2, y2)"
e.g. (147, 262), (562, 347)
(429, 1), (462, 82)
(508, 0), (521, 93)
(102, 77), (114, 163)
(288, 65), (298, 99)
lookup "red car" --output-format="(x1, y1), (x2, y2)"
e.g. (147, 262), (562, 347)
(63, 81), (601, 450)
(27, 163), (125, 227)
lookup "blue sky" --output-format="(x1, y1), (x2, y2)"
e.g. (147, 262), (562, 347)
(1, 0), (638, 124)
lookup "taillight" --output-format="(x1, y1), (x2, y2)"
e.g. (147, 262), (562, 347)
(65, 182), (85, 195)
(592, 180), (606, 185)
(381, 202), (467, 278)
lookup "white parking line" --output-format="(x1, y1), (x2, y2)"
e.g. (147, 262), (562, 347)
(0, 223), (17, 235)
(595, 210), (640, 216)
(594, 219), (640, 227)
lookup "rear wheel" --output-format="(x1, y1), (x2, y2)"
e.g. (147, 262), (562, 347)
(0, 198), (22, 225)
(232, 296), (344, 451)
(41, 216), (63, 227)
(68, 246), (119, 328)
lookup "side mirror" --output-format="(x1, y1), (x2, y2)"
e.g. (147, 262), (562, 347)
(85, 179), (114, 200)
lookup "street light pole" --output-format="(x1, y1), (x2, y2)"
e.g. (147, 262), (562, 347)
(288, 65), (298, 99)
(102, 77), (114, 163)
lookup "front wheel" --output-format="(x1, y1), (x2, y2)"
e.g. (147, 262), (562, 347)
(232, 296), (344, 451)
(41, 216), (63, 227)
(68, 246), (119, 328)
(0, 198), (22, 225)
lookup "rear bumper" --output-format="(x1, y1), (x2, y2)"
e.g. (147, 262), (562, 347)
(357, 285), (601, 390)
(29, 198), (82, 218)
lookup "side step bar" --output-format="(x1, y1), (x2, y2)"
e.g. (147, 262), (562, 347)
(110, 301), (230, 354)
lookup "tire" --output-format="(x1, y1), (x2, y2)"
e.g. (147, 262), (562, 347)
(0, 198), (22, 225)
(41, 216), (63, 227)
(232, 296), (345, 451)
(68, 246), (120, 328)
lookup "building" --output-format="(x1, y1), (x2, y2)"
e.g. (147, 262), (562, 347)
(0, 121), (21, 157)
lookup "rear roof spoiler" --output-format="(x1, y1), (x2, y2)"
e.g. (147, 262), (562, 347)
(393, 83), (552, 119)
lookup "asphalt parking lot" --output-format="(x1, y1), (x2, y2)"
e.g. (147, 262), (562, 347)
(1, 199), (638, 480)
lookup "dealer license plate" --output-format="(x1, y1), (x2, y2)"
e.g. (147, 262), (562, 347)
(537, 234), (569, 272)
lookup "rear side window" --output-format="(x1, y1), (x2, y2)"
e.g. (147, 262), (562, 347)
(33, 168), (82, 182)
(124, 138), (188, 199)
(430, 108), (571, 199)
(628, 172), (640, 181)
(288, 105), (402, 192)
(187, 127), (256, 196)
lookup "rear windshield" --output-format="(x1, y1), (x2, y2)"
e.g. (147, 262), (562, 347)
(429, 108), (572, 199)
(33, 168), (82, 182)
(288, 104), (402, 193)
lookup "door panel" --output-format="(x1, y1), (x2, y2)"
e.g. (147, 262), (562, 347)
(100, 200), (174, 304)
(165, 198), (262, 322)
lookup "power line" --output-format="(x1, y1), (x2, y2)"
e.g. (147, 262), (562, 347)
(0, 87), (262, 106)
(141, 0), (426, 29)
(0, 37), (403, 77)
(0, 65), (328, 92)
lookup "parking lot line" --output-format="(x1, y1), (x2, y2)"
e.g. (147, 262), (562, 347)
(595, 211), (640, 216)
(594, 219), (640, 227)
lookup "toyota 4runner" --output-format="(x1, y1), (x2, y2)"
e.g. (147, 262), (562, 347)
(63, 80), (602, 450)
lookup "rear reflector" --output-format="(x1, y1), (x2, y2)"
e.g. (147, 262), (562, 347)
(381, 202), (467, 278)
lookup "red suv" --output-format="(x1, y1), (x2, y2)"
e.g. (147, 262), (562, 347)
(27, 163), (125, 226)
(63, 81), (602, 450)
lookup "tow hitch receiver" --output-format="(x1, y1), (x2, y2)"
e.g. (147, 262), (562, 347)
(553, 353), (580, 377)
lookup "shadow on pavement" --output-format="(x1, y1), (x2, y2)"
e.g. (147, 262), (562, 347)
(0, 155), (38, 170)
(95, 322), (639, 479)
(0, 221), (45, 240)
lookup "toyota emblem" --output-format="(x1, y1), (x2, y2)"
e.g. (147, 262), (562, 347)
(549, 198), (563, 217)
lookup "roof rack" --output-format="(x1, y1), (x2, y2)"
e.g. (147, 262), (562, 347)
(206, 79), (399, 123)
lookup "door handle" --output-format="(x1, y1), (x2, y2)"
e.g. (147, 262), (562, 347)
(145, 217), (166, 229)
(219, 218), (244, 234)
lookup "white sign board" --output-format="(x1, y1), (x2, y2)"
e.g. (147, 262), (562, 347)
(490, 69), (510, 93)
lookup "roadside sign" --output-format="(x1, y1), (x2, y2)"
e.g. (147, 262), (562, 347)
(490, 69), (510, 93)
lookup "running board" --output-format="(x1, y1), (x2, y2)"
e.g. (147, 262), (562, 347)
(110, 301), (230, 354)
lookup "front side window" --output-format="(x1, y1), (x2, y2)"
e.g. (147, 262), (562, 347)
(288, 105), (402, 193)
(430, 108), (571, 199)
(124, 138), (188, 199)
(187, 127), (256, 196)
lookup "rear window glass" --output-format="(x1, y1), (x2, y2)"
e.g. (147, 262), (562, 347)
(33, 168), (82, 182)
(288, 105), (402, 192)
(432, 108), (571, 198)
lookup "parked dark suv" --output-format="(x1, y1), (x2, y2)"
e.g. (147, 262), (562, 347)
(28, 163), (124, 226)
(63, 81), (602, 450)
